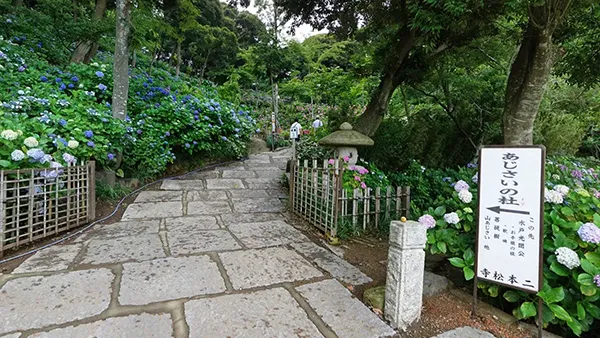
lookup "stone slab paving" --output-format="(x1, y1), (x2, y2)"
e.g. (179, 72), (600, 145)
(219, 247), (323, 289)
(206, 178), (245, 189)
(1, 333), (21, 338)
(220, 212), (285, 225)
(122, 201), (183, 219)
(165, 216), (220, 231)
(434, 326), (496, 338)
(134, 190), (183, 203)
(296, 279), (396, 338)
(13, 244), (82, 274)
(231, 197), (283, 213)
(228, 220), (309, 248)
(168, 230), (241, 256)
(89, 220), (160, 240)
(187, 200), (232, 215)
(1, 149), (398, 337)
(28, 314), (173, 338)
(227, 189), (271, 198)
(81, 235), (165, 265)
(222, 170), (257, 179)
(243, 178), (281, 189)
(187, 190), (228, 201)
(185, 288), (324, 338)
(0, 269), (113, 334)
(119, 256), (225, 305)
(291, 242), (372, 285)
(160, 179), (205, 190)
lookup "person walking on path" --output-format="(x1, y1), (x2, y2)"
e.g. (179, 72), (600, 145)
(312, 117), (323, 129)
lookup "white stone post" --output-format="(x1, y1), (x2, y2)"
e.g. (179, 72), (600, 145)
(384, 220), (427, 330)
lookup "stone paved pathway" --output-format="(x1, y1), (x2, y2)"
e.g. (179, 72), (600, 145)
(0, 149), (395, 338)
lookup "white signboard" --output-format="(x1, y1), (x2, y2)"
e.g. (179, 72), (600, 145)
(476, 146), (545, 292)
(290, 123), (299, 140)
(271, 112), (276, 132)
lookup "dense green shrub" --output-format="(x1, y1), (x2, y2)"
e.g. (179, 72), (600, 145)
(401, 157), (600, 336)
(0, 38), (256, 178)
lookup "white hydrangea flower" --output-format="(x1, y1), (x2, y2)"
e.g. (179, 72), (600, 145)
(23, 136), (38, 147)
(458, 190), (473, 203)
(545, 188), (563, 204)
(553, 185), (569, 196)
(555, 247), (580, 270)
(11, 149), (25, 161)
(1, 129), (18, 140)
(551, 174), (560, 180)
(67, 140), (79, 149)
(444, 212), (460, 225)
(17, 130), (23, 136)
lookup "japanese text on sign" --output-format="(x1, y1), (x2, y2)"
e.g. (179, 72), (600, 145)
(476, 146), (545, 292)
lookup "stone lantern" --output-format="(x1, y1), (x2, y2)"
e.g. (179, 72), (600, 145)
(318, 122), (374, 166)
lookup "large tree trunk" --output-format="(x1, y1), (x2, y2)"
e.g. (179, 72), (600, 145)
(175, 40), (182, 77)
(112, 0), (131, 120)
(354, 29), (415, 136)
(503, 21), (555, 145)
(71, 0), (107, 63)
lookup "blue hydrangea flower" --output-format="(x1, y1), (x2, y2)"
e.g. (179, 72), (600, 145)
(84, 130), (93, 138)
(221, 136), (228, 141)
(98, 83), (107, 91)
(165, 132), (171, 136)
(27, 148), (45, 162)
(193, 141), (198, 145)
(56, 77), (62, 83)
(18, 65), (26, 72)
(87, 141), (95, 148)
(68, 83), (74, 89)
(136, 129), (142, 135)
(58, 119), (67, 127)
(185, 143), (190, 148)
(578, 223), (600, 244)
(40, 75), (48, 82)
(59, 83), (66, 90)
(95, 71), (104, 78)
(108, 153), (115, 161)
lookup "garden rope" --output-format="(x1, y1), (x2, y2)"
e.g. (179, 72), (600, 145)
(0, 157), (247, 265)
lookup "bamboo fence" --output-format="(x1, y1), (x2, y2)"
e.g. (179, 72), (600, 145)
(290, 159), (410, 238)
(0, 161), (95, 255)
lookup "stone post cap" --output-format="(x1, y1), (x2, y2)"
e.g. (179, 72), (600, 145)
(388, 220), (427, 250)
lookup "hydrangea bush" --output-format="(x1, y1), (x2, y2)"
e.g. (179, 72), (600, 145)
(394, 157), (600, 336)
(0, 38), (256, 178)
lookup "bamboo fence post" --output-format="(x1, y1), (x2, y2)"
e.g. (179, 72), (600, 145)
(0, 170), (5, 255)
(28, 169), (35, 242)
(375, 187), (381, 229)
(312, 159), (318, 223)
(402, 186), (411, 219)
(15, 170), (21, 247)
(303, 159), (309, 215)
(396, 186), (402, 219)
(353, 188), (359, 228)
(332, 159), (341, 238)
(88, 161), (96, 222)
(385, 186), (391, 220)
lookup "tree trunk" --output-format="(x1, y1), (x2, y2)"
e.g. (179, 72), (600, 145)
(199, 52), (210, 82)
(354, 29), (415, 136)
(112, 0), (131, 120)
(175, 40), (182, 77)
(503, 21), (555, 145)
(83, 42), (99, 63)
(71, 0), (108, 63)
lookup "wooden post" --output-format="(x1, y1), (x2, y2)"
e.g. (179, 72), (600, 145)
(385, 186), (391, 220)
(88, 161), (96, 223)
(0, 170), (5, 256)
(402, 186), (411, 219)
(28, 169), (35, 242)
(396, 186), (402, 218)
(289, 160), (295, 211)
(352, 188), (359, 228)
(375, 187), (381, 229)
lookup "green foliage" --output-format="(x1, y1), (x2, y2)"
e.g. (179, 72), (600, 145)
(295, 137), (331, 161)
(95, 181), (131, 202)
(0, 39), (257, 178)
(403, 157), (600, 336)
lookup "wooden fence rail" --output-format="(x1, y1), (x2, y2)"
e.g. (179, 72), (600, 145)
(0, 161), (95, 255)
(290, 159), (409, 238)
